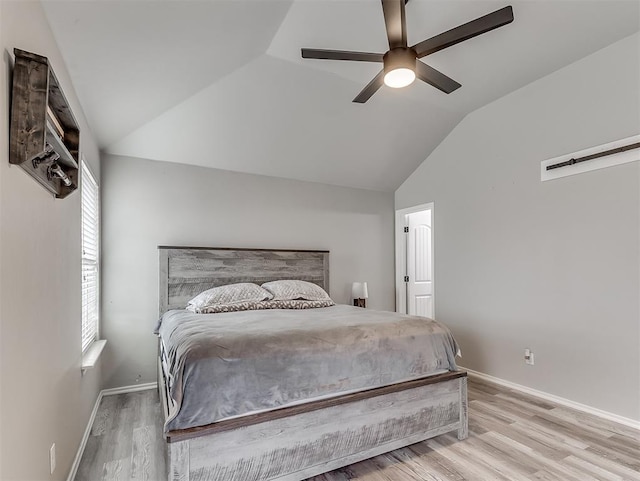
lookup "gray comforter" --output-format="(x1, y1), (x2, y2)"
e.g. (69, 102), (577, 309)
(155, 305), (459, 432)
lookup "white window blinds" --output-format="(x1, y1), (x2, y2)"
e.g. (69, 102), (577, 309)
(81, 161), (99, 352)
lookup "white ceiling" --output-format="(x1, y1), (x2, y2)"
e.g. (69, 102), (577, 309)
(43, 0), (640, 191)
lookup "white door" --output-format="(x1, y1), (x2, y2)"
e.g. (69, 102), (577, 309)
(406, 209), (434, 318)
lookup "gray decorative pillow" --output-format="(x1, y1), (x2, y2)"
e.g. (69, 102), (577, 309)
(192, 301), (263, 314)
(261, 280), (331, 301)
(194, 298), (334, 314)
(260, 299), (335, 309)
(186, 283), (272, 311)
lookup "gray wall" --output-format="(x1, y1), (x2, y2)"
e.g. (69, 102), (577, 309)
(101, 154), (395, 388)
(396, 33), (640, 421)
(0, 1), (103, 479)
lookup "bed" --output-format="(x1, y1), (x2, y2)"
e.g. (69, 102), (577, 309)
(157, 246), (467, 481)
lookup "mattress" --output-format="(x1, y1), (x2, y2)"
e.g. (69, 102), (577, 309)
(155, 304), (459, 432)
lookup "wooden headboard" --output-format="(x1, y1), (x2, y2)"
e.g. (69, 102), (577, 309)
(158, 246), (330, 315)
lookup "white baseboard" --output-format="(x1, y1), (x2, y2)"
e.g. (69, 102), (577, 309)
(66, 390), (103, 481)
(461, 366), (640, 430)
(102, 382), (158, 396)
(66, 382), (158, 481)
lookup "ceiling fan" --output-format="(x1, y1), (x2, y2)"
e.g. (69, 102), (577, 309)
(301, 1), (514, 103)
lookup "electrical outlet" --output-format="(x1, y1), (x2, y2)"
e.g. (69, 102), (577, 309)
(50, 443), (56, 474)
(524, 348), (535, 365)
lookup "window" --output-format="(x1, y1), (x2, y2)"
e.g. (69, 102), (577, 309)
(81, 160), (99, 352)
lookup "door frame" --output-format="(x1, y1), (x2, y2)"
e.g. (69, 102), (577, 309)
(395, 203), (434, 314)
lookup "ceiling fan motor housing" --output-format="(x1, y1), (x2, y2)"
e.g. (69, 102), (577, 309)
(383, 48), (417, 74)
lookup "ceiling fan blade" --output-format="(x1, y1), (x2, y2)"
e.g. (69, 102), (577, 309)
(353, 70), (385, 103)
(382, 0), (407, 49)
(415, 61), (461, 94)
(412, 6), (514, 58)
(301, 49), (384, 62)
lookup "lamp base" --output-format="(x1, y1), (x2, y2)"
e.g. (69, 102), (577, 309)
(353, 298), (366, 308)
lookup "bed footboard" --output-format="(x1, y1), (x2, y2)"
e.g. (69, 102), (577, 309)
(164, 371), (468, 481)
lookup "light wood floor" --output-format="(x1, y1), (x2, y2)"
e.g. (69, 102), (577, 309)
(75, 377), (640, 481)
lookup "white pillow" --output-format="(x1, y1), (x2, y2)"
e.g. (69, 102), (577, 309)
(187, 283), (272, 310)
(261, 280), (331, 301)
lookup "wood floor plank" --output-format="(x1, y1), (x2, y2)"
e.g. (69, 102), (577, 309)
(310, 470), (351, 481)
(366, 450), (444, 481)
(466, 416), (489, 435)
(131, 426), (153, 481)
(512, 416), (640, 479)
(551, 406), (640, 442)
(585, 444), (640, 472)
(471, 410), (570, 462)
(383, 447), (450, 481)
(500, 389), (557, 410)
(466, 379), (502, 396)
(424, 437), (512, 480)
(339, 460), (397, 481)
(446, 433), (532, 481)
(112, 406), (136, 461)
(366, 453), (427, 481)
(74, 379), (640, 481)
(507, 415), (640, 480)
(482, 431), (597, 481)
(514, 416), (591, 450)
(491, 392), (555, 418)
(566, 451), (640, 481)
(91, 395), (118, 436)
(471, 398), (525, 424)
(313, 473), (344, 481)
(531, 414), (637, 457)
(468, 401), (517, 426)
(563, 455), (625, 481)
(407, 442), (467, 480)
(101, 458), (129, 481)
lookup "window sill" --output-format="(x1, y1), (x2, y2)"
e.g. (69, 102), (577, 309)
(81, 339), (107, 373)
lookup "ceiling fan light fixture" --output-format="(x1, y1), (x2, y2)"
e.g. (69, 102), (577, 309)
(301, 4), (514, 102)
(384, 68), (415, 88)
(383, 48), (416, 89)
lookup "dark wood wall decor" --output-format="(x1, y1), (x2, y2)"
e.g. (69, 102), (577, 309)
(9, 49), (80, 198)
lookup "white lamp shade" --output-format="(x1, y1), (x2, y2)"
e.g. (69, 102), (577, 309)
(383, 68), (416, 88)
(352, 282), (368, 299)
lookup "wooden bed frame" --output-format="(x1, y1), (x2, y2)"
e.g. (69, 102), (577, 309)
(158, 246), (468, 481)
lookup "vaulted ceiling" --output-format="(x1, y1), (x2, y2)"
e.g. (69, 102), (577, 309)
(43, 0), (639, 191)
